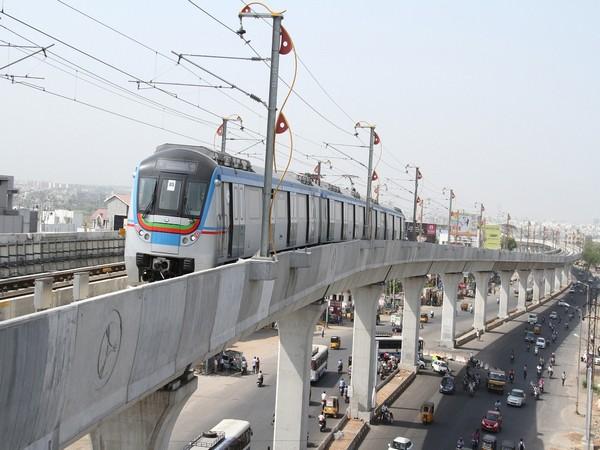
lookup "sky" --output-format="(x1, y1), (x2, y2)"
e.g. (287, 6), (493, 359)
(1, 1), (598, 224)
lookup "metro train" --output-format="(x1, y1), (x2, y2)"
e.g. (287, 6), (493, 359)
(124, 143), (406, 285)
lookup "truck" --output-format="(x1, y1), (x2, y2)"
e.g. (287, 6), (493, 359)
(487, 369), (507, 393)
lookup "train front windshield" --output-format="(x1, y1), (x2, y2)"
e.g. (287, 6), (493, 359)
(138, 171), (208, 219)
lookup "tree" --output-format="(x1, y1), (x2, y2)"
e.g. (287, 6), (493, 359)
(582, 241), (600, 268)
(502, 236), (517, 251)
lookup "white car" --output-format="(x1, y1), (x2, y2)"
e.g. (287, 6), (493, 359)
(506, 388), (526, 407)
(527, 313), (538, 324)
(549, 311), (558, 320)
(536, 337), (546, 349)
(558, 300), (570, 307)
(388, 437), (413, 450)
(432, 359), (449, 375)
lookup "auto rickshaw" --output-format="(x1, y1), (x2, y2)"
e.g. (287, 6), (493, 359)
(330, 336), (341, 350)
(460, 302), (469, 311)
(419, 401), (434, 424)
(481, 434), (497, 450)
(323, 396), (339, 418)
(533, 323), (542, 335)
(419, 313), (429, 323)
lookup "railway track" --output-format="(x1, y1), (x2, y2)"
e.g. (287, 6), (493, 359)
(0, 262), (126, 300)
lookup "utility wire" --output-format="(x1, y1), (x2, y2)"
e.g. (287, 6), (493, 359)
(53, 0), (266, 120)
(0, 75), (211, 144)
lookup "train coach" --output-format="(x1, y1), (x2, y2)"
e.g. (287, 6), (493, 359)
(125, 143), (406, 285)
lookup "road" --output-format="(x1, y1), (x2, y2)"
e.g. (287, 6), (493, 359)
(362, 286), (587, 450)
(169, 322), (355, 450)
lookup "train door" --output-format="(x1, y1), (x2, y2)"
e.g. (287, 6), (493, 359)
(150, 174), (185, 254)
(232, 184), (245, 257)
(308, 196), (318, 244)
(295, 193), (307, 247)
(288, 192), (296, 247)
(319, 197), (328, 243)
(216, 181), (229, 260)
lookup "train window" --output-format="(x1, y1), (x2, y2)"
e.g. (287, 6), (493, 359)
(138, 177), (157, 212)
(158, 178), (182, 212)
(183, 181), (207, 217)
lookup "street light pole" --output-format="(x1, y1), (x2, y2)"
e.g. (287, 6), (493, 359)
(447, 189), (454, 245)
(576, 282), (589, 414)
(411, 167), (420, 241)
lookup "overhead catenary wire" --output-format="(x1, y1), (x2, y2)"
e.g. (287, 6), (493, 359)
(53, 0), (266, 120)
(0, 74), (212, 144)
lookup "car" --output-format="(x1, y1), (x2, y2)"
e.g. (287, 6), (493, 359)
(506, 388), (526, 407)
(481, 410), (503, 432)
(558, 300), (570, 307)
(388, 436), (413, 450)
(527, 313), (538, 324)
(439, 375), (455, 394)
(536, 337), (546, 348)
(432, 359), (449, 375)
(594, 355), (600, 366)
(524, 331), (536, 343)
(549, 311), (558, 320)
(417, 356), (427, 370)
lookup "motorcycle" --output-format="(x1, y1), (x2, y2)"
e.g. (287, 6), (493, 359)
(257, 376), (264, 387)
(337, 364), (343, 375)
(319, 417), (327, 432)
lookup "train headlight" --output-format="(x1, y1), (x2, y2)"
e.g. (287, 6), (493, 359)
(138, 229), (144, 236)
(190, 234), (197, 242)
(182, 237), (188, 244)
(143, 233), (150, 240)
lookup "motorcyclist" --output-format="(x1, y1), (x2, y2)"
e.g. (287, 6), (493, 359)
(494, 399), (501, 411)
(338, 377), (346, 394)
(456, 437), (465, 449)
(241, 358), (248, 375)
(318, 413), (326, 431)
(510, 349), (515, 362)
(534, 345), (539, 355)
(548, 364), (554, 378)
(337, 359), (343, 374)
(538, 377), (545, 393)
(257, 371), (264, 387)
(551, 353), (556, 365)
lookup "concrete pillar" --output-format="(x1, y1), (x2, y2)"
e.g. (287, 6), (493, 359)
(554, 268), (561, 291)
(273, 302), (326, 450)
(516, 270), (529, 312)
(498, 271), (512, 319)
(544, 268), (554, 297)
(73, 271), (90, 302)
(532, 269), (544, 304)
(400, 276), (426, 369)
(90, 374), (197, 450)
(349, 285), (381, 421)
(473, 271), (491, 332)
(33, 277), (53, 311)
(561, 266), (568, 287)
(440, 273), (462, 348)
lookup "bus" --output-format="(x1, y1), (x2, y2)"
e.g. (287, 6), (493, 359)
(310, 344), (329, 382)
(184, 419), (252, 450)
(375, 335), (424, 358)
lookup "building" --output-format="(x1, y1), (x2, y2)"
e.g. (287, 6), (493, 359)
(104, 194), (130, 230)
(39, 209), (84, 232)
(88, 208), (109, 231)
(0, 175), (38, 233)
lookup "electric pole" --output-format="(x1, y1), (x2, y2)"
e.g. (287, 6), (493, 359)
(218, 115), (243, 153)
(411, 167), (421, 241)
(239, 7), (284, 257)
(355, 122), (377, 240)
(445, 189), (454, 245)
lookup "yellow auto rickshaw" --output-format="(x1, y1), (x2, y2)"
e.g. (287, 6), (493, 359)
(420, 401), (434, 424)
(533, 323), (542, 335)
(420, 313), (429, 324)
(330, 336), (341, 350)
(323, 396), (339, 418)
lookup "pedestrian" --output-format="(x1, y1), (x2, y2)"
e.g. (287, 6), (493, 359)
(321, 327), (325, 338)
(321, 391), (327, 410)
(561, 371), (566, 386)
(518, 438), (525, 450)
(252, 356), (257, 374)
(476, 329), (481, 341)
(523, 364), (527, 380)
(256, 356), (260, 373)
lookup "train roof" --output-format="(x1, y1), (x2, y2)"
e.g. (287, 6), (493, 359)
(152, 143), (405, 218)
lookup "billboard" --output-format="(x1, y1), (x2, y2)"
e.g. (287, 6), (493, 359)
(450, 212), (479, 238)
(483, 224), (502, 250)
(406, 222), (437, 243)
